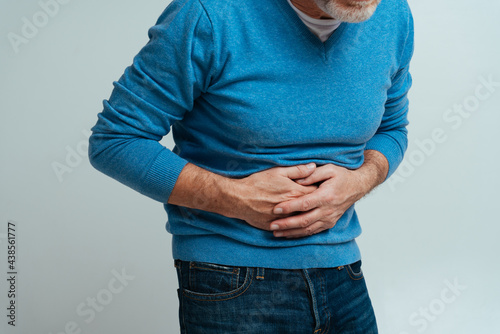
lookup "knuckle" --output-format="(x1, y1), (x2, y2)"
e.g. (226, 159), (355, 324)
(300, 218), (311, 228)
(301, 199), (312, 211)
(289, 189), (303, 197)
(305, 227), (315, 236)
(325, 208), (336, 217)
(324, 192), (335, 203)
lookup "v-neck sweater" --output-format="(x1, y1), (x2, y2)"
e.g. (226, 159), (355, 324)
(286, 0), (342, 42)
(89, 0), (414, 269)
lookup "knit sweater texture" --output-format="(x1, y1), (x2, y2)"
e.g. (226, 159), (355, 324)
(89, 0), (414, 269)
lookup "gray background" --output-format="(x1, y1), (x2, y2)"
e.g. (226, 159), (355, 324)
(1, 0), (499, 333)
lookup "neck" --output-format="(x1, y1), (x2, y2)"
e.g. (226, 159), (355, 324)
(290, 0), (333, 19)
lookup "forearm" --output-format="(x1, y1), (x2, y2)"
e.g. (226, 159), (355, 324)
(168, 163), (240, 218)
(168, 162), (319, 231)
(355, 149), (389, 196)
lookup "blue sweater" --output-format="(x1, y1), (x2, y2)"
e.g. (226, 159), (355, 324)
(89, 0), (414, 269)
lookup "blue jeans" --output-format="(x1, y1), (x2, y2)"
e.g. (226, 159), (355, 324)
(174, 259), (378, 333)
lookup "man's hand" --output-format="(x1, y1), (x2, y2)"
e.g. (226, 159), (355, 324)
(231, 163), (319, 231)
(269, 150), (389, 238)
(168, 162), (319, 231)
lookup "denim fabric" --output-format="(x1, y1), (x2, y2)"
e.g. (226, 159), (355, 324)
(174, 259), (377, 333)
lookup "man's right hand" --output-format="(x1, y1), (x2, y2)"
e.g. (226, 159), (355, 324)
(230, 163), (318, 231)
(168, 162), (318, 232)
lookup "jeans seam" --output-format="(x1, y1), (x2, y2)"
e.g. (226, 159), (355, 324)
(190, 265), (236, 274)
(318, 271), (331, 334)
(346, 264), (364, 281)
(302, 270), (321, 332)
(231, 268), (240, 290)
(255, 267), (265, 280)
(175, 265), (187, 333)
(177, 265), (377, 333)
(182, 268), (253, 301)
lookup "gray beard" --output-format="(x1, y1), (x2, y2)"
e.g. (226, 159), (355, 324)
(313, 0), (381, 23)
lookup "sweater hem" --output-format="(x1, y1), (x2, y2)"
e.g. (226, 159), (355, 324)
(172, 234), (361, 269)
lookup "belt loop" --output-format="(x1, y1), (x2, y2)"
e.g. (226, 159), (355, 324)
(256, 267), (265, 280)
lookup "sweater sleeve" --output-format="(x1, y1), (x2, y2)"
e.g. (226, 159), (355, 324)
(88, 0), (216, 203)
(364, 7), (414, 180)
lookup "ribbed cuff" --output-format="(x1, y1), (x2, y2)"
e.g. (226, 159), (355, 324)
(141, 148), (189, 203)
(365, 134), (405, 179)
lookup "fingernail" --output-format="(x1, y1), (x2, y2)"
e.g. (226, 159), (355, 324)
(274, 208), (283, 214)
(275, 232), (283, 237)
(306, 163), (315, 169)
(271, 224), (280, 230)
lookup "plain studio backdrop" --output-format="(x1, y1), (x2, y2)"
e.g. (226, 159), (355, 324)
(1, 0), (499, 333)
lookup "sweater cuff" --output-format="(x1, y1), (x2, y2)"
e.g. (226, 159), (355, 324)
(365, 134), (405, 180)
(140, 149), (189, 203)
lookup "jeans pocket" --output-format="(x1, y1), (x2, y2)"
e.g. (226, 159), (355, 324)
(346, 260), (364, 281)
(182, 261), (253, 301)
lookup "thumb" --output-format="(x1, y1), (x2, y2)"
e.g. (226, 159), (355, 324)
(282, 163), (316, 180)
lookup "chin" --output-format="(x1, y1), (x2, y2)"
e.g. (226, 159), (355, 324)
(315, 0), (382, 23)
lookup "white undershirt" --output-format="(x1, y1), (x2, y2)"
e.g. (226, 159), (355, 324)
(287, 0), (341, 42)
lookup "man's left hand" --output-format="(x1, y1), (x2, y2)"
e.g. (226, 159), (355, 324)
(270, 150), (389, 239)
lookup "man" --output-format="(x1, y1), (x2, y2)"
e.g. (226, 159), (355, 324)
(89, 0), (413, 332)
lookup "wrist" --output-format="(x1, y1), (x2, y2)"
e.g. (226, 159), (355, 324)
(169, 163), (233, 216)
(356, 150), (389, 195)
(211, 175), (244, 219)
(351, 167), (376, 198)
